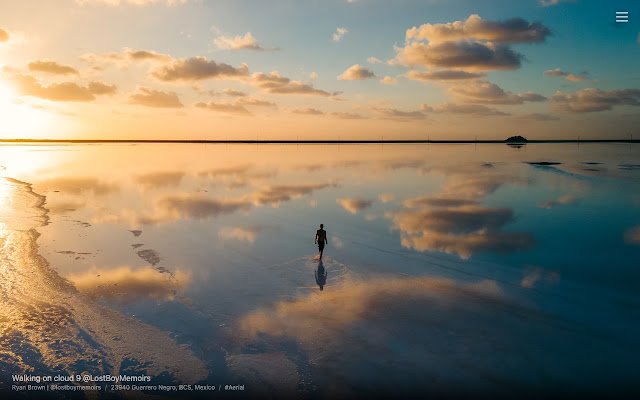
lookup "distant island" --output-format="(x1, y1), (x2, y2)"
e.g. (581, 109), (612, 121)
(504, 135), (528, 143)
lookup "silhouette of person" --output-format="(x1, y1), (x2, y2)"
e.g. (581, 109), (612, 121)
(315, 260), (327, 291)
(315, 223), (328, 260)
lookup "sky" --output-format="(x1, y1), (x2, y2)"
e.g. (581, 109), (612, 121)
(0, 0), (639, 140)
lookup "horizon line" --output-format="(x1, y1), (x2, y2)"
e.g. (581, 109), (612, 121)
(0, 138), (638, 144)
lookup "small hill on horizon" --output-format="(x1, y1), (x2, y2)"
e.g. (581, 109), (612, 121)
(505, 135), (528, 143)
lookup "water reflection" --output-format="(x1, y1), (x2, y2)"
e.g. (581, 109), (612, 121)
(389, 167), (535, 259)
(0, 143), (638, 397)
(0, 177), (205, 383)
(315, 260), (327, 291)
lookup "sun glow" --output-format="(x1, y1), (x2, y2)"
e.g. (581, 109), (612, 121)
(0, 79), (60, 139)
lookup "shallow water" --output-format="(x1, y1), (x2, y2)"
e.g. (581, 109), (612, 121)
(1, 143), (639, 397)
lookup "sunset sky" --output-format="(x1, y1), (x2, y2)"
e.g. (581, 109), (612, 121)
(0, 0), (638, 140)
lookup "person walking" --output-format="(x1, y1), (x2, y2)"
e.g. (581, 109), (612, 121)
(315, 223), (328, 260)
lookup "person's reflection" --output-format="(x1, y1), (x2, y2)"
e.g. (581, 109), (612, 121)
(315, 260), (328, 291)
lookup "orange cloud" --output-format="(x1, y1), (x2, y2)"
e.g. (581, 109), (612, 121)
(8, 72), (116, 102)
(337, 64), (375, 80)
(544, 68), (588, 82)
(34, 176), (118, 196)
(196, 101), (251, 115)
(214, 32), (275, 51)
(395, 15), (550, 77)
(435, 102), (509, 116)
(371, 106), (426, 121)
(218, 225), (267, 243)
(251, 71), (335, 96)
(405, 14), (551, 44)
(223, 89), (247, 97)
(292, 107), (324, 115)
(135, 171), (185, 188)
(129, 87), (183, 108)
(236, 276), (505, 346)
(152, 56), (249, 82)
(450, 80), (546, 105)
(337, 197), (373, 214)
(68, 266), (191, 303)
(28, 60), (78, 75)
(407, 70), (485, 81)
(552, 88), (640, 113)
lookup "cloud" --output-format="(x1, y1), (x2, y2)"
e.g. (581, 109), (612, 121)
(396, 40), (523, 71)
(552, 88), (640, 113)
(8, 72), (116, 102)
(68, 266), (191, 304)
(235, 275), (509, 366)
(251, 183), (335, 206)
(624, 226), (640, 245)
(292, 107), (324, 115)
(380, 76), (397, 85)
(214, 32), (274, 51)
(450, 80), (546, 105)
(332, 27), (348, 42)
(223, 89), (247, 97)
(337, 197), (373, 214)
(195, 96), (275, 114)
(0, 28), (9, 42)
(539, 194), (579, 209)
(405, 14), (551, 44)
(155, 194), (253, 221)
(330, 111), (365, 119)
(80, 48), (172, 68)
(403, 196), (476, 208)
(434, 102), (509, 116)
(516, 113), (560, 121)
(544, 68), (588, 82)
(309, 71), (319, 80)
(129, 87), (183, 108)
(196, 164), (274, 188)
(395, 15), (550, 75)
(152, 56), (249, 82)
(338, 64), (375, 81)
(389, 171), (533, 259)
(236, 97), (276, 107)
(520, 267), (560, 288)
(218, 225), (266, 243)
(378, 193), (395, 203)
(539, 0), (575, 6)
(367, 56), (382, 64)
(195, 101), (251, 115)
(251, 71), (334, 96)
(392, 206), (534, 259)
(28, 60), (78, 75)
(406, 70), (485, 81)
(76, 0), (187, 5)
(34, 177), (118, 196)
(135, 171), (185, 189)
(371, 107), (427, 121)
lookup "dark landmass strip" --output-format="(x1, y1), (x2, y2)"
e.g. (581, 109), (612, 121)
(527, 161), (563, 166)
(505, 135), (528, 143)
